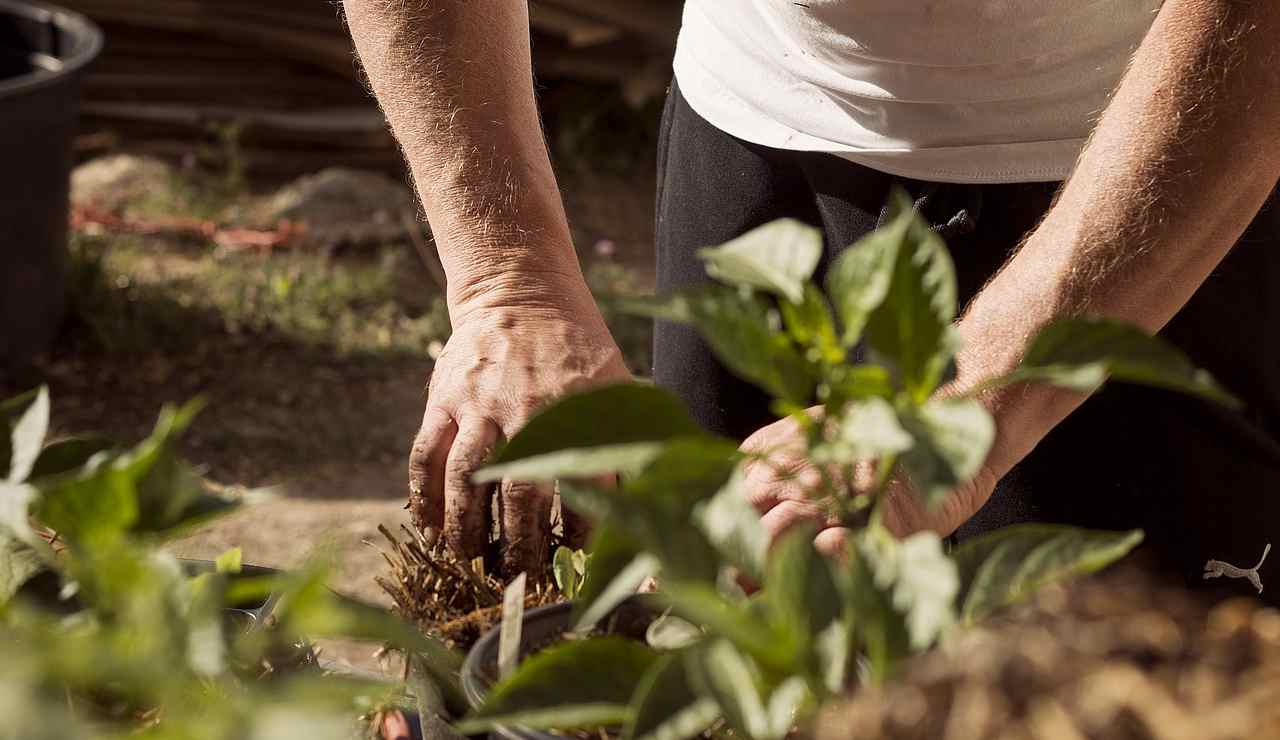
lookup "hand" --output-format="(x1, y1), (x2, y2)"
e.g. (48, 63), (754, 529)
(739, 408), (999, 554)
(409, 290), (630, 576)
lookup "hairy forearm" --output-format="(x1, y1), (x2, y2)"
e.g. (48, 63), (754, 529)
(957, 0), (1280, 475)
(343, 0), (587, 314)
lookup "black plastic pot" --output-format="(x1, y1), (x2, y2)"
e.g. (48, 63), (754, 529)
(461, 597), (658, 740)
(0, 0), (101, 365)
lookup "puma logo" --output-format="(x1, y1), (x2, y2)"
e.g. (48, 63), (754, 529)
(1204, 543), (1271, 594)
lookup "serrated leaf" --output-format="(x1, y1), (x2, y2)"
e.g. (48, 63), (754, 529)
(813, 397), (914, 466)
(863, 192), (959, 399)
(619, 287), (816, 405)
(7, 387), (49, 483)
(779, 285), (841, 361)
(484, 384), (703, 472)
(625, 653), (719, 740)
(899, 397), (994, 506)
(993, 318), (1239, 407)
(953, 525), (1144, 624)
(686, 640), (770, 740)
(692, 466), (769, 583)
(460, 638), (660, 733)
(827, 203), (911, 347)
(698, 219), (822, 304)
(859, 529), (958, 651)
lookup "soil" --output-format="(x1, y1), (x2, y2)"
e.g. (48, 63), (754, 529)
(815, 555), (1280, 740)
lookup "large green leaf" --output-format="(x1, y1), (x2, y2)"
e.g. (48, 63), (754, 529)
(477, 442), (667, 484)
(698, 219), (822, 304)
(863, 193), (959, 400)
(991, 318), (1239, 406)
(624, 652), (720, 740)
(620, 288), (816, 405)
(858, 528), (958, 651)
(573, 521), (648, 629)
(764, 527), (842, 657)
(693, 466), (770, 583)
(661, 583), (791, 673)
(826, 202), (911, 347)
(898, 397), (994, 507)
(6, 387), (49, 483)
(686, 640), (770, 740)
(459, 638), (661, 733)
(484, 384), (704, 472)
(952, 525), (1143, 624)
(813, 397), (914, 466)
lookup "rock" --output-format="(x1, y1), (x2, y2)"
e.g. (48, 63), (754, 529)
(258, 168), (417, 249)
(71, 154), (176, 213)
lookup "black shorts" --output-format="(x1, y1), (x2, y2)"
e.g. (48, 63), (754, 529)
(652, 80), (1280, 601)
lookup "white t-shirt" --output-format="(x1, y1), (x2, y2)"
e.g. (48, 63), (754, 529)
(673, 1), (1161, 184)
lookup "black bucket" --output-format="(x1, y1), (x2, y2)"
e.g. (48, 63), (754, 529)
(461, 597), (658, 740)
(0, 0), (101, 365)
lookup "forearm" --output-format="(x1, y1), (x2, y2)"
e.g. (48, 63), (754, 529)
(343, 0), (588, 316)
(956, 0), (1280, 475)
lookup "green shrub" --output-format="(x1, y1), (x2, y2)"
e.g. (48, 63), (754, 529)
(459, 190), (1235, 739)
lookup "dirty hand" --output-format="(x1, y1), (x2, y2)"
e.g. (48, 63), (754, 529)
(739, 410), (998, 554)
(409, 292), (630, 576)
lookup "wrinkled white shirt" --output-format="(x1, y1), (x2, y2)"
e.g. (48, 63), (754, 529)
(673, 0), (1161, 183)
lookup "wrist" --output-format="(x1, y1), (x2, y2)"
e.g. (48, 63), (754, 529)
(445, 264), (599, 326)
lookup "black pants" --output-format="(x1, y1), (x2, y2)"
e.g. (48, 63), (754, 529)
(653, 81), (1280, 601)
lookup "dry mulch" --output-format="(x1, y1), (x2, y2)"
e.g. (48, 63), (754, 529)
(816, 560), (1280, 740)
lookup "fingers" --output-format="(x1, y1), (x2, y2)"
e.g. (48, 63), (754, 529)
(443, 416), (501, 559)
(499, 479), (553, 577)
(759, 498), (832, 542)
(407, 407), (457, 539)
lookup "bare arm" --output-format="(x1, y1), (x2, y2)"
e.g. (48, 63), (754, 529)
(905, 0), (1280, 532)
(343, 0), (629, 571)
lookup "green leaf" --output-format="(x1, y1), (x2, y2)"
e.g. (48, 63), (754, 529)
(645, 613), (703, 651)
(952, 525), (1143, 624)
(698, 219), (822, 304)
(1, 529), (44, 604)
(898, 397), (994, 506)
(27, 436), (114, 481)
(574, 522), (648, 628)
(477, 442), (666, 485)
(485, 384), (703, 472)
(813, 397), (914, 466)
(686, 640), (770, 740)
(863, 192), (959, 399)
(779, 285), (841, 361)
(766, 677), (811, 740)
(7, 387), (49, 483)
(215, 547), (242, 574)
(827, 202), (911, 347)
(764, 527), (842, 655)
(993, 318), (1240, 407)
(460, 637), (661, 733)
(574, 554), (659, 633)
(625, 653), (720, 740)
(693, 467), (770, 583)
(820, 365), (895, 409)
(661, 583), (791, 673)
(553, 546), (581, 599)
(859, 528), (958, 651)
(620, 288), (816, 405)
